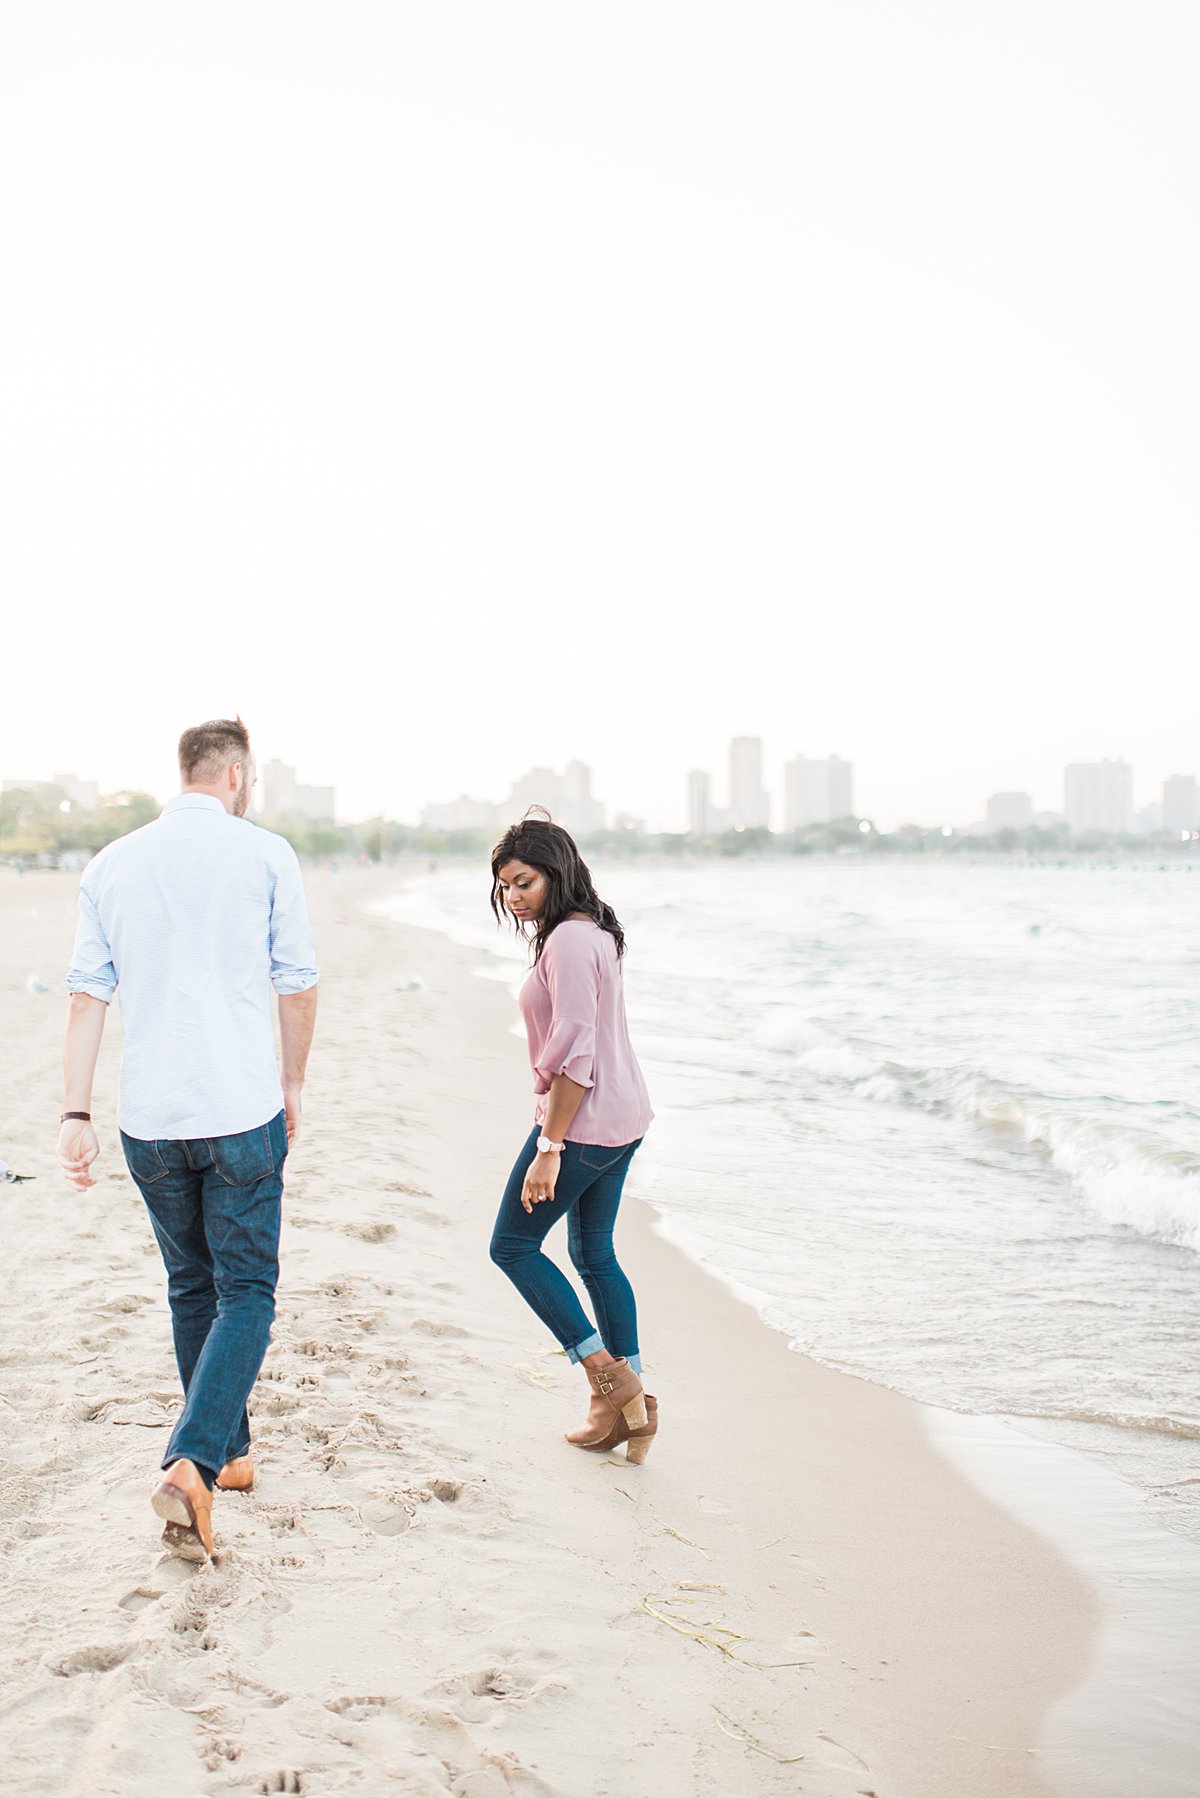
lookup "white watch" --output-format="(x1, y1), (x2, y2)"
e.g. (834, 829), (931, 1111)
(537, 1135), (565, 1154)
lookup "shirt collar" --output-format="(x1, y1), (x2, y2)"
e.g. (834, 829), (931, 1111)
(162, 794), (229, 817)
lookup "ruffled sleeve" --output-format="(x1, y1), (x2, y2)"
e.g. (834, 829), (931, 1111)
(532, 926), (604, 1091)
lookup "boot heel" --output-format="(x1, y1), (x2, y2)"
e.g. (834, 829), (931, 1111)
(625, 1432), (654, 1465)
(622, 1394), (648, 1432)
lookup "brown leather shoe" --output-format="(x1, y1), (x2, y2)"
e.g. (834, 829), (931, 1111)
(151, 1458), (214, 1559)
(565, 1358), (650, 1452)
(568, 1393), (658, 1460)
(215, 1453), (254, 1492)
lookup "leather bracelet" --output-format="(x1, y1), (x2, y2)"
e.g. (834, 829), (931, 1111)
(60, 1110), (91, 1123)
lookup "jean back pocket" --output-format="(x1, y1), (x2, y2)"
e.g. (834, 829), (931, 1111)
(121, 1133), (171, 1187)
(578, 1140), (637, 1173)
(209, 1115), (283, 1187)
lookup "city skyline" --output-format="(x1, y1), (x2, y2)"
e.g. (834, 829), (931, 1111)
(7, 741), (1197, 837)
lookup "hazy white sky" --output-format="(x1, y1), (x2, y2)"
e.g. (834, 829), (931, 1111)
(2, 2), (1196, 829)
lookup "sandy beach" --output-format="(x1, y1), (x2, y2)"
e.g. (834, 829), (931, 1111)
(1, 865), (1102, 1797)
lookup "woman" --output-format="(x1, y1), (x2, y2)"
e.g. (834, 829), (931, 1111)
(488, 813), (657, 1461)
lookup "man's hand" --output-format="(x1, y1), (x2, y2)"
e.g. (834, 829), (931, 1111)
(283, 1084), (303, 1149)
(59, 1120), (100, 1191)
(520, 1148), (561, 1214)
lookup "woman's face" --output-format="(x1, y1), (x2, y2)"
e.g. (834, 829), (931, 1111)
(497, 857), (550, 923)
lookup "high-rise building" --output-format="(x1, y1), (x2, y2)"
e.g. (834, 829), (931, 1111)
(729, 737), (769, 830)
(53, 771), (101, 810)
(419, 795), (501, 831)
(1163, 774), (1198, 833)
(506, 766), (564, 821)
(1064, 761), (1133, 834)
(422, 762), (606, 836)
(504, 762), (604, 835)
(262, 759), (336, 821)
(2, 771), (101, 809)
(784, 755), (854, 829)
(986, 791), (1034, 829)
(687, 770), (712, 835)
(556, 761), (605, 835)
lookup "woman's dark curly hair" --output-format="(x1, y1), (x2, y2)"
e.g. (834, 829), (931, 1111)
(490, 809), (625, 962)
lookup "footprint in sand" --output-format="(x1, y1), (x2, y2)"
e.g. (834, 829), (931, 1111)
(201, 1737), (242, 1769)
(295, 1338), (357, 1360)
(118, 1586), (164, 1614)
(360, 1496), (414, 1536)
(410, 1318), (469, 1339)
(259, 1367), (320, 1390)
(254, 1391), (304, 1416)
(47, 1641), (133, 1677)
(325, 1693), (391, 1718)
(97, 1294), (152, 1316)
(344, 1220), (397, 1242)
(323, 1693), (556, 1796)
(426, 1478), (465, 1504)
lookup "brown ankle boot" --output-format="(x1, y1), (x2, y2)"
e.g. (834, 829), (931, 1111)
(151, 1458), (214, 1559)
(624, 1394), (658, 1464)
(565, 1358), (649, 1451)
(568, 1393), (659, 1459)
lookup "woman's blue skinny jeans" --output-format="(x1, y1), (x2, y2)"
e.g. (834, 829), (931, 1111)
(490, 1127), (644, 1373)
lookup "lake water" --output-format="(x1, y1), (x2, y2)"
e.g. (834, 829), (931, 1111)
(382, 856), (1200, 1543)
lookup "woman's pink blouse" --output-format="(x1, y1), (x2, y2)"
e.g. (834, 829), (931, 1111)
(519, 920), (654, 1147)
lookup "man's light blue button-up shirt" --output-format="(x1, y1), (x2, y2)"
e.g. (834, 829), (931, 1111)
(66, 794), (320, 1141)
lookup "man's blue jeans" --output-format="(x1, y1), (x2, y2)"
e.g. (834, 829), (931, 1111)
(121, 1112), (287, 1486)
(490, 1128), (644, 1372)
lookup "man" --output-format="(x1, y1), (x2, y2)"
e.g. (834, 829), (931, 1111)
(58, 717), (319, 1558)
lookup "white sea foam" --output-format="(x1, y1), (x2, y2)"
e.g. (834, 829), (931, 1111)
(797, 1042), (881, 1081)
(855, 1072), (902, 1103)
(1045, 1128), (1200, 1253)
(748, 1013), (1200, 1256)
(751, 1010), (829, 1054)
(896, 1067), (1200, 1253)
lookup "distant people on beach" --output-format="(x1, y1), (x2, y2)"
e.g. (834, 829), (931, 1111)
(488, 812), (657, 1461)
(58, 718), (319, 1558)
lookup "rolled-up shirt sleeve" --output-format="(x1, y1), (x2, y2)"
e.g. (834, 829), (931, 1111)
(268, 845), (320, 994)
(533, 930), (602, 1090)
(65, 879), (118, 1003)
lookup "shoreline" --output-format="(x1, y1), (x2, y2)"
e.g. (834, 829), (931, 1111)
(380, 866), (1200, 1795)
(0, 865), (1184, 1795)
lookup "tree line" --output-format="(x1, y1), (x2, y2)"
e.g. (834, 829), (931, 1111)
(2, 785), (1192, 867)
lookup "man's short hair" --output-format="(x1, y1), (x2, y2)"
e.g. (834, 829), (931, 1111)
(178, 717), (252, 784)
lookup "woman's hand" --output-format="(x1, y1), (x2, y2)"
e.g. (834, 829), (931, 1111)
(521, 1148), (561, 1213)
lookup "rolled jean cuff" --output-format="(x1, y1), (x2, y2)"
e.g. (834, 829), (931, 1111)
(566, 1334), (642, 1376)
(566, 1331), (605, 1364)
